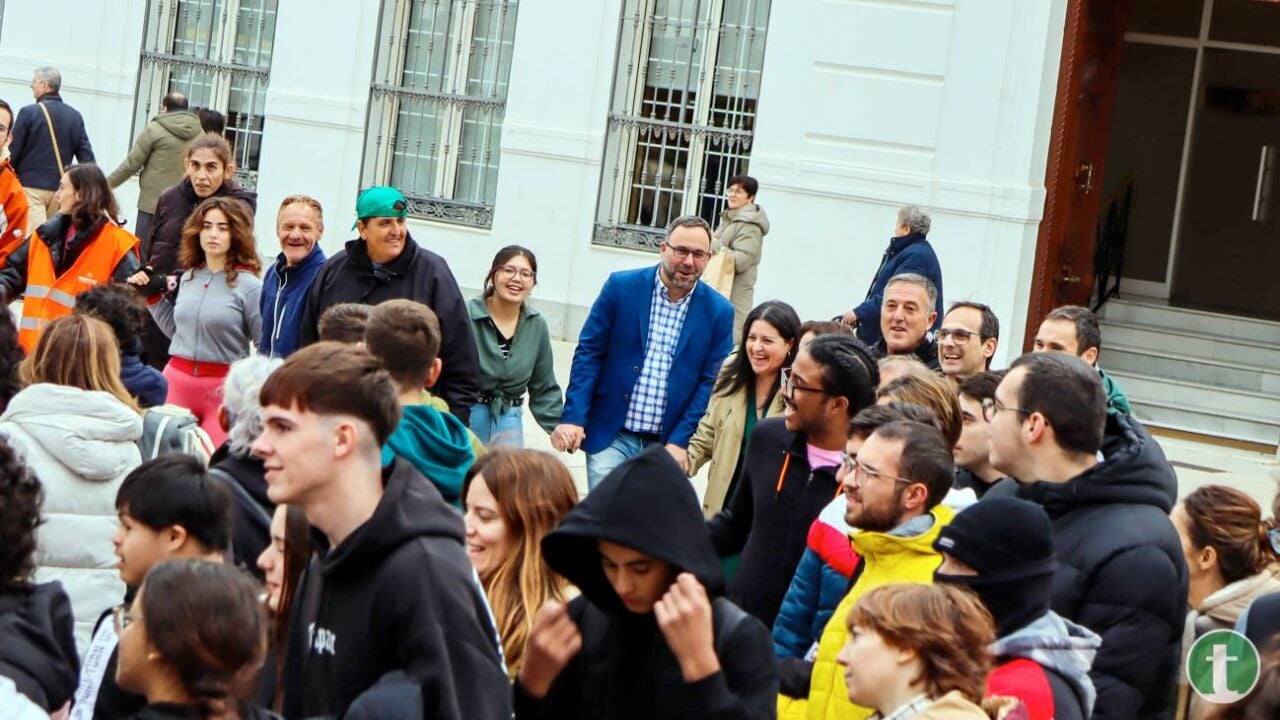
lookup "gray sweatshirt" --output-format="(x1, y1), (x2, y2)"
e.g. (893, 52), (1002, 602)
(150, 267), (263, 364)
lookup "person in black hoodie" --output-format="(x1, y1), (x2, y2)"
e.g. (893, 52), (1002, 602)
(989, 351), (1187, 720)
(252, 342), (509, 719)
(0, 435), (79, 714)
(294, 186), (481, 424)
(707, 334), (879, 628)
(516, 445), (777, 719)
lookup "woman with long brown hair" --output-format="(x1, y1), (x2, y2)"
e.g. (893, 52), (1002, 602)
(255, 503), (311, 711)
(462, 448), (578, 678)
(0, 314), (143, 653)
(135, 195), (263, 445)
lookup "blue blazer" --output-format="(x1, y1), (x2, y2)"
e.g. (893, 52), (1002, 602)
(562, 265), (734, 455)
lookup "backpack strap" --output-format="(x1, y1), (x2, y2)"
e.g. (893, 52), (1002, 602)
(711, 596), (752, 657)
(148, 413), (174, 460)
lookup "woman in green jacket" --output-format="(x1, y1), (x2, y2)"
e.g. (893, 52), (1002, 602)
(468, 246), (562, 447)
(687, 300), (801, 516)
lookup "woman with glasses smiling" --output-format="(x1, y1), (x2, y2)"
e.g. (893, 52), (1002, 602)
(468, 245), (563, 447)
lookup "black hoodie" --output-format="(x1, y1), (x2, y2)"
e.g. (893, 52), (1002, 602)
(0, 582), (79, 712)
(516, 446), (778, 720)
(1016, 412), (1187, 720)
(280, 458), (510, 720)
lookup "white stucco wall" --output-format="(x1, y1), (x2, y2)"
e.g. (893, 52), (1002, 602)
(0, 0), (1069, 365)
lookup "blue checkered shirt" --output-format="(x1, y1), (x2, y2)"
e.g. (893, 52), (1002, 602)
(624, 269), (695, 434)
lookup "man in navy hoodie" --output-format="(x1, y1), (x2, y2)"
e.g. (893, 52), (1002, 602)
(260, 194), (327, 357)
(253, 342), (509, 719)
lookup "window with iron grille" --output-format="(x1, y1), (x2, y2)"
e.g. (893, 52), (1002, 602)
(362, 0), (519, 229)
(594, 0), (771, 251)
(133, 0), (278, 191)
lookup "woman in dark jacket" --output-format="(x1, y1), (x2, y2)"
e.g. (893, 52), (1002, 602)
(137, 133), (257, 369)
(115, 559), (278, 719)
(514, 446), (777, 719)
(0, 435), (79, 714)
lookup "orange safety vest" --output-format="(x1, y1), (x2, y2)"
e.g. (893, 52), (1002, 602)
(0, 161), (29, 268)
(19, 222), (138, 352)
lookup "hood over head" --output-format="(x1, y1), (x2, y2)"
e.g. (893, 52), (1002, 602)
(318, 458), (464, 580)
(154, 111), (203, 141)
(542, 446), (724, 613)
(0, 583), (79, 711)
(991, 610), (1101, 716)
(0, 384), (142, 481)
(1017, 411), (1178, 519)
(380, 405), (474, 507)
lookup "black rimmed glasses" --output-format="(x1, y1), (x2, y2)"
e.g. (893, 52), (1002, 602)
(981, 397), (1033, 423)
(781, 367), (825, 397)
(112, 605), (134, 634)
(937, 328), (976, 345)
(663, 243), (711, 263)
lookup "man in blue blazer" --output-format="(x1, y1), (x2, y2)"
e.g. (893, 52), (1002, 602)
(553, 215), (735, 489)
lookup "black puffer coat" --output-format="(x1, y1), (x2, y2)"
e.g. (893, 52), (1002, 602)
(0, 582), (79, 712)
(1017, 412), (1187, 720)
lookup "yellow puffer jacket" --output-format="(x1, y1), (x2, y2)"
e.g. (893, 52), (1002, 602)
(777, 504), (955, 720)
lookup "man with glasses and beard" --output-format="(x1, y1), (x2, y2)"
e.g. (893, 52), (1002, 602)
(780, 419), (957, 720)
(707, 335), (879, 630)
(554, 215), (735, 489)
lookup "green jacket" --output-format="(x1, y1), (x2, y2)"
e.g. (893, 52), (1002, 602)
(1099, 367), (1132, 416)
(468, 296), (563, 434)
(107, 111), (203, 213)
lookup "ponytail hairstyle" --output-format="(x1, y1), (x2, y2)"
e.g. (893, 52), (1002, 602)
(140, 560), (267, 719)
(179, 196), (261, 284)
(1182, 485), (1278, 585)
(483, 245), (538, 298)
(462, 449), (578, 679)
(804, 334), (881, 418)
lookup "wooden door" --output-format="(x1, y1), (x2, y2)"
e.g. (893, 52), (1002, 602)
(1024, 0), (1130, 349)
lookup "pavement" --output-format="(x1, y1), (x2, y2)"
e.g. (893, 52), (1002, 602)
(520, 341), (1280, 509)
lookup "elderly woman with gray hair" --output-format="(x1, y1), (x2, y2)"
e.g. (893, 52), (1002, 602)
(208, 354), (283, 580)
(841, 204), (944, 346)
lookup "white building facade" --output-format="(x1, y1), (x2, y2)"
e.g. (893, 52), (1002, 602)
(0, 0), (1068, 366)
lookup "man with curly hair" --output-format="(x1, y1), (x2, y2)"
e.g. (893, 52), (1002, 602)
(0, 436), (79, 714)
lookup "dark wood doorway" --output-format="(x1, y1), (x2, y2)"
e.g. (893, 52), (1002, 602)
(1024, 0), (1131, 350)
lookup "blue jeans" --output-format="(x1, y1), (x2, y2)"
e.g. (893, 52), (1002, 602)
(587, 431), (660, 490)
(469, 404), (525, 448)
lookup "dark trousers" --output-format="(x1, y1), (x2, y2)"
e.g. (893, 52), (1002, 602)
(134, 211), (154, 258)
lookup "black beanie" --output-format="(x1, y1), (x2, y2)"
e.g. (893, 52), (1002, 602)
(934, 496), (1054, 574)
(934, 497), (1058, 637)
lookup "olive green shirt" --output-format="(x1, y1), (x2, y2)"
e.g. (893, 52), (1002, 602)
(467, 296), (563, 434)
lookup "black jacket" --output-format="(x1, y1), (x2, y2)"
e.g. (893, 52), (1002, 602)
(296, 236), (481, 423)
(874, 336), (941, 371)
(148, 178), (258, 277)
(954, 468), (1017, 499)
(1016, 412), (1187, 720)
(0, 582), (79, 712)
(517, 445), (777, 720)
(124, 702), (280, 719)
(0, 215), (142, 304)
(707, 417), (841, 628)
(9, 93), (94, 190)
(208, 444), (273, 582)
(280, 458), (509, 720)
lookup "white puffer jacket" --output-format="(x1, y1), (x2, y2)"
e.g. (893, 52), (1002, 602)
(0, 383), (143, 656)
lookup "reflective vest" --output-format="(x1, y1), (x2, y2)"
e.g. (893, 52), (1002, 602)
(0, 161), (28, 267)
(19, 223), (138, 352)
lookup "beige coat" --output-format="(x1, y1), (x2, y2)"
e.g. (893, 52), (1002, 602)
(686, 376), (786, 518)
(712, 203), (769, 341)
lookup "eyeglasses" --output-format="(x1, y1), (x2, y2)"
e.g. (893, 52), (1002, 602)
(496, 265), (536, 282)
(841, 453), (915, 488)
(937, 328), (976, 345)
(981, 397), (1033, 423)
(781, 367), (825, 397)
(112, 605), (134, 634)
(664, 243), (711, 263)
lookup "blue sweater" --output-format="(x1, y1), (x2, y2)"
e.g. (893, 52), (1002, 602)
(852, 232), (944, 346)
(260, 247), (326, 357)
(120, 351), (167, 408)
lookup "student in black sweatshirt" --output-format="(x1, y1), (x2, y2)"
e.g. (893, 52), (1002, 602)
(252, 342), (509, 719)
(515, 445), (778, 719)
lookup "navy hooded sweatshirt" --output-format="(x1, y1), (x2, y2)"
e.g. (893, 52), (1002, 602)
(279, 458), (509, 719)
(260, 246), (326, 358)
(515, 445), (778, 720)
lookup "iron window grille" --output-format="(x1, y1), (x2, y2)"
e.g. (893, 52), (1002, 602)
(361, 0), (520, 229)
(594, 0), (771, 251)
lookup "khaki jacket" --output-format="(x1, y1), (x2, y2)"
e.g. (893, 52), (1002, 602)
(686, 376), (786, 518)
(712, 203), (770, 336)
(107, 111), (203, 212)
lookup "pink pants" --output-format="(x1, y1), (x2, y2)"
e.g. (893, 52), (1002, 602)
(162, 362), (228, 447)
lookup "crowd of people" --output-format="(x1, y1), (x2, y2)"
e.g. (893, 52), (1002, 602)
(1, 65), (1279, 720)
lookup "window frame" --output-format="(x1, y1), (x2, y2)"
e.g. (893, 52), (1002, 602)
(593, 0), (771, 251)
(361, 0), (520, 229)
(132, 0), (277, 191)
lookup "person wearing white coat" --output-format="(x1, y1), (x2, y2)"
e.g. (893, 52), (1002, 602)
(0, 316), (144, 656)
